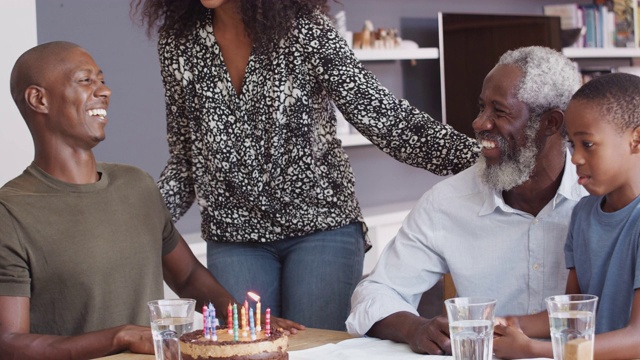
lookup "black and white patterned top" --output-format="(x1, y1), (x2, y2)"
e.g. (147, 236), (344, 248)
(156, 10), (479, 244)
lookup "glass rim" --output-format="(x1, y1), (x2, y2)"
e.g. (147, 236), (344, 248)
(147, 298), (196, 306)
(444, 296), (497, 306)
(545, 294), (598, 304)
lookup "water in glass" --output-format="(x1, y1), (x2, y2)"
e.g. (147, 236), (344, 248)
(549, 310), (594, 360)
(450, 319), (493, 360)
(151, 317), (193, 360)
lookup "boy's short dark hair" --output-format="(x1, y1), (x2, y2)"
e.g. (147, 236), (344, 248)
(571, 72), (640, 133)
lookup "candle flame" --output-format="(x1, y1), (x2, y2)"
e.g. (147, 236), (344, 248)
(247, 291), (260, 301)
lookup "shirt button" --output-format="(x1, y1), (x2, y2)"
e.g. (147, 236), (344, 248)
(532, 219), (539, 224)
(533, 263), (540, 271)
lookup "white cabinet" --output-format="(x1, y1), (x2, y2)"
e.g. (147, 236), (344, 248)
(163, 236), (207, 300)
(362, 201), (415, 275)
(164, 235), (207, 326)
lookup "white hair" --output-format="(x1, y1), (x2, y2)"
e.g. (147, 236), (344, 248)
(498, 46), (582, 117)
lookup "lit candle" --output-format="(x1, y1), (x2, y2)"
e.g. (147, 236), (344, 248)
(265, 308), (271, 336)
(227, 303), (233, 334)
(249, 308), (256, 341)
(247, 292), (262, 331)
(202, 304), (209, 338)
(233, 303), (239, 342)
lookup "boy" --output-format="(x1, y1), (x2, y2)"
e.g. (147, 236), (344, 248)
(493, 72), (640, 360)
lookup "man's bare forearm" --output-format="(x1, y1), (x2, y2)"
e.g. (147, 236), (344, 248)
(0, 324), (153, 360)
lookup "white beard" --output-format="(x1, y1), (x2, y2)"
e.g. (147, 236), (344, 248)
(476, 119), (541, 191)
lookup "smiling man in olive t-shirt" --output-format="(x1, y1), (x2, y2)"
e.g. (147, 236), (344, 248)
(0, 41), (303, 360)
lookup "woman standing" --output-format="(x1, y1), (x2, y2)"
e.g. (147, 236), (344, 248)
(132, 0), (478, 330)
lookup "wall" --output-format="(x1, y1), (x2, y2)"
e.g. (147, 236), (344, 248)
(0, 0), (37, 187)
(33, 0), (589, 236)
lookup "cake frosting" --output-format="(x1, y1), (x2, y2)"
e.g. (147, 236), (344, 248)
(179, 328), (289, 360)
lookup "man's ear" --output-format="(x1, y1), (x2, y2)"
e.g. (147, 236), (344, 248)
(631, 127), (640, 153)
(541, 109), (564, 136)
(24, 85), (48, 114)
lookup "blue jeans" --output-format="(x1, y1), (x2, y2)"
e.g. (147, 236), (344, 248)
(206, 222), (364, 330)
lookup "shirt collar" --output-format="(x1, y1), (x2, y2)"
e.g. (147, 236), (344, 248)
(479, 147), (584, 216)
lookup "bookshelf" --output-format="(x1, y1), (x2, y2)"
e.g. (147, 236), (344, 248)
(353, 47), (438, 61)
(562, 47), (640, 58)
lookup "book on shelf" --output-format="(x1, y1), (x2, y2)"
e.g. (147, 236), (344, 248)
(546, 1), (639, 48)
(544, 3), (585, 47)
(597, 0), (638, 47)
(544, 3), (584, 30)
(582, 3), (618, 48)
(584, 5), (598, 47)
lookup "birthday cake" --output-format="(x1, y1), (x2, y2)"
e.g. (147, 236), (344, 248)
(179, 328), (289, 360)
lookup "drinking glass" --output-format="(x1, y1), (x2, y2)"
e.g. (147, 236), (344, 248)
(147, 298), (196, 360)
(445, 297), (497, 360)
(546, 294), (598, 360)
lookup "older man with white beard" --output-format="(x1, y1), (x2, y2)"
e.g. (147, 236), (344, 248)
(345, 46), (588, 356)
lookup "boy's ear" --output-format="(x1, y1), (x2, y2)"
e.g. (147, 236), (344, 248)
(632, 127), (640, 153)
(25, 85), (49, 114)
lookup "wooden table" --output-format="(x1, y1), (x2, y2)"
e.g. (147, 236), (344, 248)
(94, 328), (355, 359)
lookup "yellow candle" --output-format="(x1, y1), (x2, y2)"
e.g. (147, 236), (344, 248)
(244, 300), (249, 329)
(247, 292), (262, 331)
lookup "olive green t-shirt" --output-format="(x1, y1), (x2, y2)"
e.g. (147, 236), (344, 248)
(0, 162), (180, 335)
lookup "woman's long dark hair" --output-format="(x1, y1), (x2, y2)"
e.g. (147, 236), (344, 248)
(131, 0), (332, 53)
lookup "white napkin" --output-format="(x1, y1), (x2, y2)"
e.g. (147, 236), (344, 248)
(290, 337), (450, 360)
(290, 337), (553, 360)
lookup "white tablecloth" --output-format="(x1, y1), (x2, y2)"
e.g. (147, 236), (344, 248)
(290, 337), (552, 360)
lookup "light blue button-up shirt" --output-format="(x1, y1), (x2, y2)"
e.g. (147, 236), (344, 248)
(347, 149), (587, 336)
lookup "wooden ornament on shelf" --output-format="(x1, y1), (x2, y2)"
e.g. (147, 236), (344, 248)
(352, 20), (373, 49)
(352, 20), (401, 50)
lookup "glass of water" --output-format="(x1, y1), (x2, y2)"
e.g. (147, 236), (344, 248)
(147, 298), (196, 360)
(546, 294), (598, 360)
(445, 297), (497, 360)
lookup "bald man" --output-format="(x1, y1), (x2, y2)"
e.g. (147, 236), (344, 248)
(0, 41), (302, 360)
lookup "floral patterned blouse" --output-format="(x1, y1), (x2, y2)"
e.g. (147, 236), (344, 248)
(156, 10), (479, 244)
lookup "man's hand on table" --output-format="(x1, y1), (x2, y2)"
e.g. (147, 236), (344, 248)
(114, 325), (155, 354)
(368, 312), (452, 355)
(270, 316), (306, 334)
(406, 314), (451, 355)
